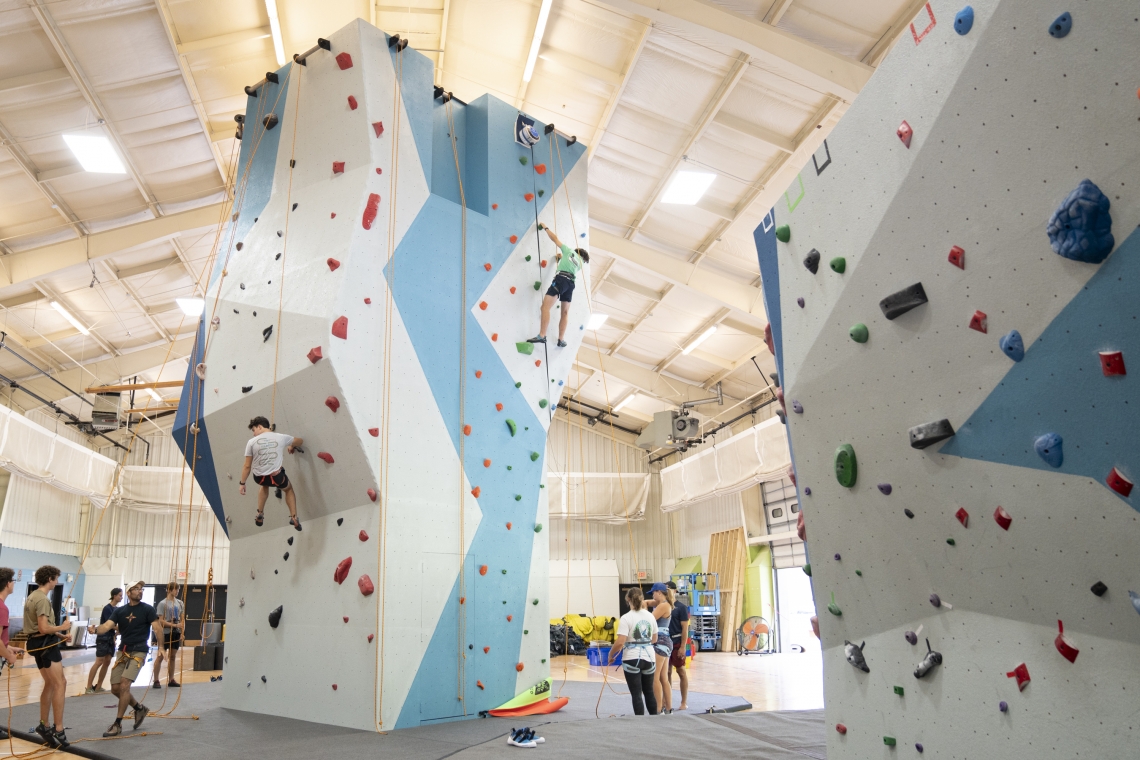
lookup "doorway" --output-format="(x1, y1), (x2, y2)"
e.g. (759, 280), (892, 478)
(774, 567), (820, 654)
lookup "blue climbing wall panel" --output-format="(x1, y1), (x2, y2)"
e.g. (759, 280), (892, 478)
(172, 319), (226, 535)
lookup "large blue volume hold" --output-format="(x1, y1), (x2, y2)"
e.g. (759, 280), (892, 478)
(1047, 179), (1114, 263)
(954, 6), (974, 35)
(999, 330), (1025, 361)
(1034, 433), (1064, 468)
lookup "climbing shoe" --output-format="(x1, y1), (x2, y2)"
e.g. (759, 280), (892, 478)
(169, 680), (181, 688)
(51, 730), (69, 749)
(525, 335), (546, 344)
(133, 702), (149, 730)
(34, 722), (53, 745)
(103, 721), (122, 737)
(255, 511), (264, 527)
(556, 339), (567, 348)
(290, 515), (303, 531)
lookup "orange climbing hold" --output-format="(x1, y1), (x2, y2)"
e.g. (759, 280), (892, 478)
(332, 316), (348, 339)
(524, 193), (534, 202)
(484, 459), (491, 467)
(484, 263), (492, 271)
(540, 260), (547, 268)
(335, 52), (353, 69)
(510, 287), (517, 294)
(372, 122), (384, 137)
(369, 428), (379, 437)
(327, 258), (341, 271)
(471, 486), (481, 498)
(479, 301), (488, 310)
(307, 346), (323, 364)
(459, 596), (465, 604)
(367, 488), (377, 502)
(475, 370), (483, 378)
(535, 360), (541, 367)
(535, 164), (547, 174)
(483, 646), (490, 653)
(506, 615), (512, 622)
(325, 396), (340, 413)
(516, 663), (524, 672)
(362, 193), (381, 229)
(347, 95), (358, 110)
(510, 235), (518, 244)
(492, 333), (499, 341)
(479, 565), (488, 576)
(495, 403), (503, 411)
(375, 168), (382, 174)
(477, 680), (484, 690)
(318, 451), (335, 464)
(506, 522), (512, 529)
(463, 424), (472, 436)
(492, 203), (499, 210)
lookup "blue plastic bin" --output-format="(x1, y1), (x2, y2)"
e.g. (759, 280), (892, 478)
(586, 644), (621, 666)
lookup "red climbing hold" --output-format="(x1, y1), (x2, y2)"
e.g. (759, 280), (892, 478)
(327, 258), (341, 271)
(540, 260), (547, 268)
(334, 557), (353, 584)
(325, 396), (340, 413)
(506, 522), (512, 529)
(336, 52), (353, 69)
(479, 301), (488, 310)
(484, 263), (492, 271)
(492, 204), (498, 210)
(463, 425), (472, 436)
(471, 486), (481, 498)
(492, 333), (499, 342)
(994, 506), (1012, 530)
(948, 245), (965, 269)
(968, 310), (988, 334)
(333, 161), (345, 174)
(479, 565), (488, 576)
(495, 403), (503, 411)
(764, 324), (775, 355)
(477, 680), (484, 690)
(307, 346), (323, 364)
(332, 316), (348, 340)
(358, 574), (375, 596)
(510, 287), (517, 294)
(510, 235), (518, 244)
(364, 298), (371, 304)
(515, 663), (524, 672)
(955, 507), (968, 528)
(1054, 620), (1079, 663)
(332, 684), (338, 690)
(343, 616), (349, 623)
(369, 428), (379, 437)
(362, 193), (381, 230)
(507, 615), (512, 622)
(1006, 663), (1030, 691)
(367, 488), (377, 502)
(1100, 351), (1126, 376)
(484, 646), (490, 653)
(836, 724), (847, 735)
(475, 370), (483, 378)
(483, 459), (491, 467)
(368, 634), (375, 643)
(318, 451), (335, 464)
(1106, 467), (1134, 497)
(535, 360), (541, 367)
(347, 95), (358, 110)
(331, 213), (336, 218)
(372, 121), (384, 138)
(524, 193), (534, 202)
(897, 120), (913, 148)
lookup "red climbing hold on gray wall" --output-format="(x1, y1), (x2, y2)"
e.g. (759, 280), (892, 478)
(333, 161), (345, 174)
(332, 316), (348, 339)
(948, 245), (965, 269)
(994, 506), (1012, 530)
(372, 122), (384, 138)
(325, 396), (340, 413)
(307, 347), (323, 363)
(334, 557), (352, 584)
(335, 52), (353, 69)
(897, 120), (913, 148)
(317, 452), (335, 464)
(362, 193), (381, 230)
(327, 258), (341, 271)
(1099, 350), (1126, 376)
(358, 575), (375, 596)
(968, 310), (988, 333)
(347, 95), (358, 110)
(1106, 467), (1133, 497)
(367, 488), (377, 502)
(359, 530), (369, 541)
(1006, 663), (1030, 691)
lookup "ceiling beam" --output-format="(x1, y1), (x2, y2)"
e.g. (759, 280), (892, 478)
(168, 237), (203, 295)
(0, 119), (85, 235)
(0, 291), (45, 310)
(113, 255), (183, 281)
(0, 68), (71, 93)
(33, 282), (118, 357)
(712, 111), (794, 154)
(604, 272), (664, 302)
(35, 164), (84, 183)
(598, 0), (872, 102)
(100, 262), (173, 343)
(864, 0), (930, 66)
(589, 23), (651, 162)
(655, 307), (729, 374)
(538, 47), (623, 86)
(575, 348), (736, 407)
(762, 0), (796, 25)
(175, 25), (272, 54)
(87, 380), (184, 393)
(608, 284), (672, 357)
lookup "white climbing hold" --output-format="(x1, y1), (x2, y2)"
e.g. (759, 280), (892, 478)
(195, 363), (206, 380)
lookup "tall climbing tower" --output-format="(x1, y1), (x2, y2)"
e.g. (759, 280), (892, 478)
(173, 18), (590, 730)
(758, 1), (1139, 756)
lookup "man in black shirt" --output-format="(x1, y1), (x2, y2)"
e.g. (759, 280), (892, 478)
(666, 580), (691, 711)
(88, 581), (162, 736)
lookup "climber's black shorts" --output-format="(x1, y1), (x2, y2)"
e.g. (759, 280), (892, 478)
(545, 273), (575, 303)
(254, 468), (290, 490)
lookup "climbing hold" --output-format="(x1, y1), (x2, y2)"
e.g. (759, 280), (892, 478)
(483, 459), (491, 468)
(538, 399), (548, 408)
(844, 640), (869, 673)
(904, 509), (915, 518)
(946, 538), (956, 546)
(1006, 663), (1031, 691)
(999, 701), (1008, 712)
(533, 281), (542, 290)
(317, 452), (335, 464)
(1048, 12), (1072, 38)
(954, 5), (974, 34)
(1054, 620), (1079, 663)
(369, 428), (379, 437)
(335, 51), (353, 69)
(897, 120), (913, 148)
(495, 403), (503, 411)
(1034, 433), (1063, 468)
(1130, 591), (1140, 615)
(459, 597), (465, 604)
(359, 530), (369, 542)
(955, 507), (969, 528)
(334, 557), (352, 584)
(262, 114), (279, 130)
(829, 257), (846, 273)
(367, 488), (377, 502)
(1048, 179), (1114, 263)
(287, 537), (293, 545)
(477, 680), (484, 690)
(471, 486), (481, 498)
(1099, 350), (1126, 376)
(533, 598), (539, 605)
(372, 121), (384, 138)
(332, 161), (345, 174)
(515, 495), (521, 501)
(827, 592), (842, 616)
(540, 259), (547, 268)
(242, 386), (253, 394)
(343, 617), (349, 623)
(524, 193), (534, 202)
(535, 163), (546, 175)
(993, 506), (1012, 530)
(537, 189), (544, 197)
(327, 258), (341, 271)
(877, 483), (892, 495)
(804, 487), (811, 495)
(948, 245), (965, 269)
(802, 564), (811, 577)
(506, 419), (517, 436)
(905, 630), (918, 646)
(968, 310), (988, 333)
(849, 323), (868, 343)
(929, 594), (951, 609)
(893, 686), (904, 696)
(283, 552), (289, 560)
(914, 639), (943, 679)
(515, 663), (524, 672)
(1090, 581), (1107, 596)
(337, 518), (344, 526)
(463, 424), (472, 435)
(803, 249), (820, 274)
(530, 451), (539, 461)
(791, 400), (803, 414)
(332, 316), (348, 340)
(999, 330), (1025, 362)
(325, 396), (340, 413)
(834, 553), (841, 561)
(332, 684), (337, 690)
(475, 370), (483, 378)
(534, 524), (542, 533)
(362, 193), (381, 229)
(268, 606), (283, 628)
(774, 224), (790, 243)
(331, 213), (336, 218)
(1106, 467), (1133, 497)
(908, 419), (955, 449)
(484, 263), (492, 271)
(195, 363), (206, 380)
(358, 575), (375, 596)
(479, 301), (488, 311)
(535, 360), (541, 367)
(509, 235), (519, 245)
(836, 724), (847, 735)
(516, 342), (534, 355)
(347, 95), (358, 109)
(834, 444), (857, 488)
(483, 646), (490, 654)
(879, 282), (928, 320)
(507, 614), (512, 621)
(796, 297), (805, 308)
(479, 565), (487, 576)
(883, 737), (896, 747)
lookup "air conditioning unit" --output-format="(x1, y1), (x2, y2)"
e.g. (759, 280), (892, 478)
(89, 392), (122, 432)
(636, 410), (702, 450)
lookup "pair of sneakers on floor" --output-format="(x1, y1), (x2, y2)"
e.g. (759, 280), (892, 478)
(102, 701), (149, 737)
(507, 727), (545, 748)
(152, 678), (180, 689)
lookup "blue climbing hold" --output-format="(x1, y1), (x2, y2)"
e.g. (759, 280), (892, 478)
(1048, 12), (1071, 38)
(999, 330), (1025, 362)
(954, 5), (973, 34)
(1034, 433), (1063, 468)
(1129, 590), (1140, 616)
(1047, 179), (1113, 263)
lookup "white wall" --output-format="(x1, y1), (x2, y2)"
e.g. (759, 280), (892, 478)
(549, 560), (620, 620)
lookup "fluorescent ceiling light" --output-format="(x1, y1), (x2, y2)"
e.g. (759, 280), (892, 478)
(661, 171), (716, 205)
(146, 388), (165, 404)
(522, 0), (554, 83)
(612, 393), (637, 413)
(265, 0), (286, 66)
(681, 325), (718, 355)
(177, 297), (205, 317)
(50, 301), (89, 335)
(586, 313), (609, 330)
(61, 134), (125, 174)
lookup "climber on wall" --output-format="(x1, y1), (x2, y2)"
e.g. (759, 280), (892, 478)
(239, 416), (303, 531)
(525, 224), (589, 348)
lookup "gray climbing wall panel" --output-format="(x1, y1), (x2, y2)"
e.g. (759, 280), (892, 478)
(759, 1), (1140, 756)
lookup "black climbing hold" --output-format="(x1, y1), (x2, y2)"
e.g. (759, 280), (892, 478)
(253, 311), (257, 316)
(287, 536), (293, 545)
(236, 242), (243, 251)
(908, 419), (955, 449)
(337, 518), (344, 526)
(234, 309), (239, 314)
(262, 113), (279, 130)
(913, 639), (943, 679)
(1090, 581), (1107, 597)
(274, 570), (278, 574)
(954, 5), (974, 35)
(263, 325), (273, 343)
(275, 253), (281, 260)
(1047, 179), (1113, 263)
(1048, 12), (1071, 38)
(844, 640), (869, 672)
(289, 159), (296, 169)
(468, 644), (473, 649)
(268, 605), (283, 628)
(803, 249), (820, 274)
(904, 509), (915, 518)
(537, 189), (544, 197)
(292, 202), (298, 211)
(283, 552), (289, 561)
(277, 230), (283, 237)
(240, 283), (246, 290)
(242, 386), (253, 393)
(879, 282), (928, 320)
(261, 675), (267, 683)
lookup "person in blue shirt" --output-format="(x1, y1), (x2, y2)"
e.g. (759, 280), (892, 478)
(85, 588), (122, 694)
(526, 225), (589, 348)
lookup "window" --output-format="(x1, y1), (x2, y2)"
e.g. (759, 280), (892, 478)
(771, 508), (784, 518)
(790, 503), (800, 514)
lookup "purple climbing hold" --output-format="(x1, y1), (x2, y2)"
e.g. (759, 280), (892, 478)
(791, 400), (803, 414)
(804, 487), (811, 495)
(905, 630), (918, 645)
(929, 594), (941, 608)
(916, 743), (924, 753)
(797, 297), (805, 308)
(1034, 432), (1063, 468)
(834, 553), (841, 561)
(1047, 179), (1113, 263)
(999, 701), (1008, 712)
(877, 483), (892, 495)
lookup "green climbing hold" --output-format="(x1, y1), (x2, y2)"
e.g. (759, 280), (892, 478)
(855, 570), (863, 577)
(534, 281), (541, 290)
(775, 224), (790, 243)
(515, 382), (522, 388)
(534, 524), (542, 532)
(893, 685), (904, 696)
(503, 600), (507, 604)
(515, 494), (522, 501)
(537, 189), (544, 197)
(802, 564), (812, 577)
(849, 323), (868, 343)
(516, 342), (534, 355)
(830, 257), (846, 273)
(525, 255), (532, 261)
(506, 419), (518, 436)
(501, 569), (507, 574)
(532, 599), (539, 605)
(539, 484), (544, 488)
(827, 592), (842, 616)
(524, 629), (528, 634)
(530, 451), (539, 461)
(507, 465), (512, 470)
(946, 538), (956, 546)
(519, 156), (528, 165)
(834, 443), (857, 488)
(883, 737), (896, 747)
(541, 658), (547, 663)
(538, 399), (548, 409)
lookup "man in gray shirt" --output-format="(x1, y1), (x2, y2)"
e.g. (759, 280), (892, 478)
(152, 582), (185, 689)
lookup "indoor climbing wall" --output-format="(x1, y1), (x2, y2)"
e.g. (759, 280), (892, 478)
(756, 1), (1139, 756)
(172, 18), (590, 730)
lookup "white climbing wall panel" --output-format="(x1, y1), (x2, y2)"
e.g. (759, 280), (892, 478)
(766, 1), (1140, 756)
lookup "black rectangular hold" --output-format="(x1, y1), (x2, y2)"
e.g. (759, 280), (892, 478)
(908, 419), (955, 449)
(880, 282), (928, 320)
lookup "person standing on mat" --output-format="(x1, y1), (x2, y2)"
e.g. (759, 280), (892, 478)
(649, 583), (675, 713)
(0, 568), (25, 671)
(526, 224), (588, 349)
(608, 586), (658, 716)
(152, 582), (184, 690)
(666, 580), (690, 711)
(85, 587), (122, 694)
(239, 416), (304, 531)
(25, 565), (72, 748)
(89, 581), (163, 737)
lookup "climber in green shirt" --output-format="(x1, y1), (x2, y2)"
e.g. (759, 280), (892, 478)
(526, 225), (589, 348)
